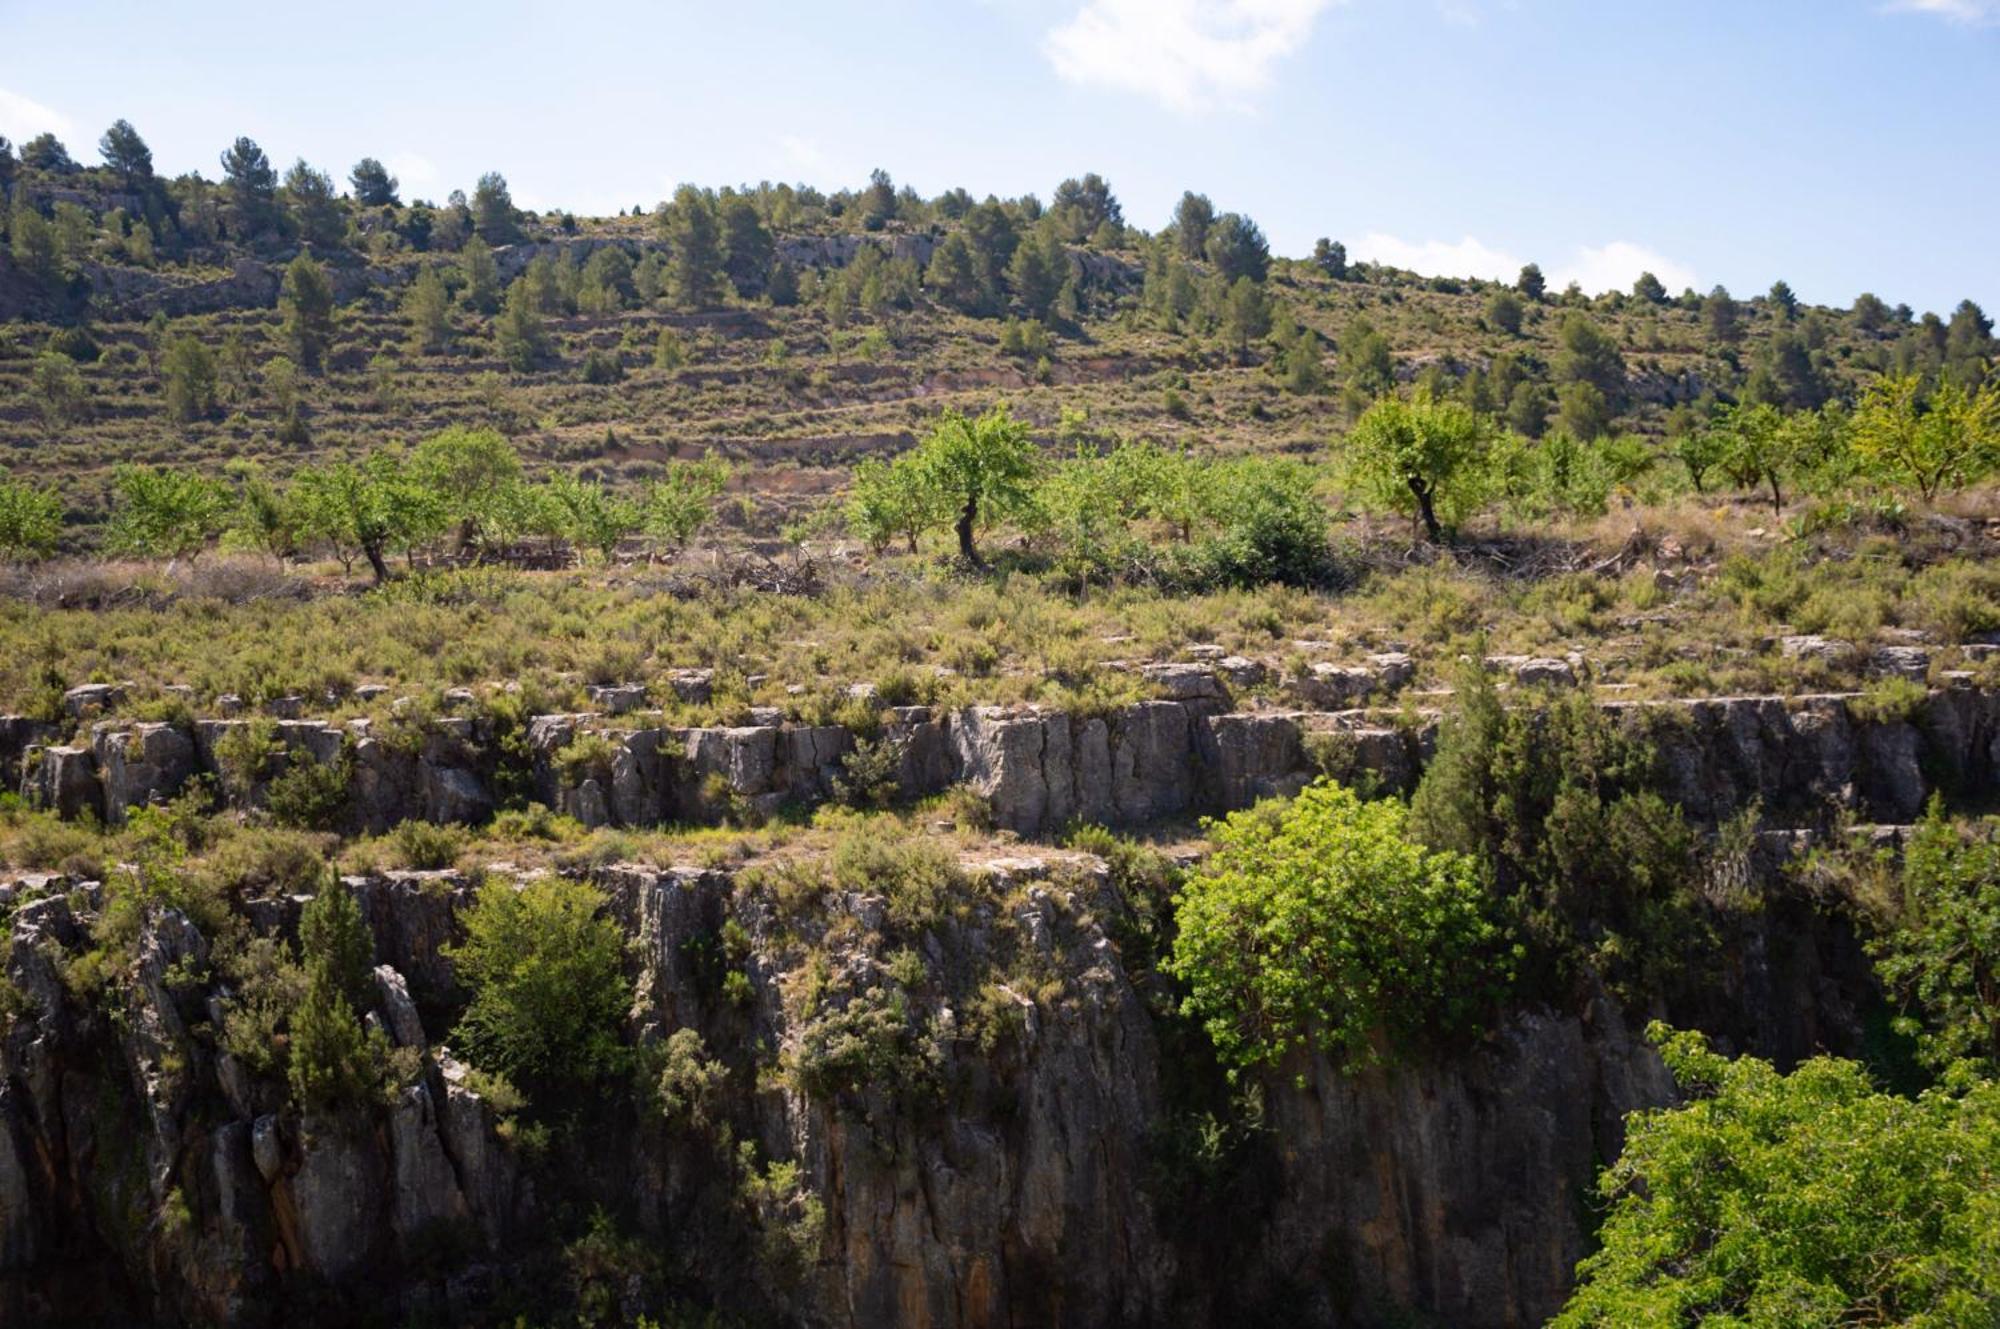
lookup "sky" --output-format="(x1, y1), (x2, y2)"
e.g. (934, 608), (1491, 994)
(2, 0), (1995, 314)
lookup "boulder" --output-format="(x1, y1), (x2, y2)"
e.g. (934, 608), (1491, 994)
(1141, 662), (1225, 702)
(1872, 645), (1931, 681)
(62, 682), (125, 719)
(586, 684), (648, 715)
(92, 722), (196, 824)
(664, 668), (715, 705)
(23, 746), (100, 821)
(1780, 635), (1859, 666)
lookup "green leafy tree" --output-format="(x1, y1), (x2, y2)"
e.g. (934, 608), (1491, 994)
(471, 171), (520, 244)
(1168, 780), (1503, 1074)
(1222, 276), (1271, 360)
(1486, 288), (1523, 335)
(403, 265), (452, 354)
(293, 456), (434, 580)
(219, 136), (277, 235)
(495, 277), (551, 371)
(161, 334), (218, 423)
(98, 119), (153, 190)
(1853, 373), (1999, 502)
(1173, 191), (1215, 259)
(1006, 231), (1068, 322)
(924, 233), (983, 313)
(446, 876), (631, 1097)
(29, 351), (90, 430)
(347, 157), (399, 207)
(283, 159), (344, 249)
(665, 184), (722, 307)
(1554, 1027), (2000, 1327)
(411, 425), (524, 551)
(279, 252), (335, 372)
(1050, 173), (1121, 242)
(20, 133), (74, 172)
(1345, 388), (1488, 543)
(0, 476), (62, 560)
(720, 198), (774, 297)
(1768, 278), (1799, 322)
(1719, 402), (1813, 514)
(1203, 212), (1269, 283)
(1338, 317), (1396, 401)
(846, 455), (942, 554)
(545, 472), (639, 562)
(457, 234), (501, 314)
(1630, 270), (1666, 304)
(642, 454), (730, 551)
(910, 404), (1039, 566)
(1703, 285), (1743, 345)
(1554, 313), (1626, 407)
(1516, 263), (1545, 301)
(1313, 237), (1348, 278)
(9, 201), (60, 286)
(1556, 380), (1613, 441)
(288, 877), (384, 1111)
(106, 465), (230, 560)
(1870, 807), (2000, 1071)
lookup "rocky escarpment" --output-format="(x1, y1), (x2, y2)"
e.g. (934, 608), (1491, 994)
(2, 832), (1878, 1329)
(10, 681), (2000, 839)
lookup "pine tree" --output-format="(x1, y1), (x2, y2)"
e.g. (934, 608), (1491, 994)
(279, 253), (335, 372)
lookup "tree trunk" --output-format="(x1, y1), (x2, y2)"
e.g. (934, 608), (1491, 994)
(956, 495), (981, 566)
(1767, 473), (1783, 516)
(363, 541), (391, 585)
(1408, 477), (1444, 544)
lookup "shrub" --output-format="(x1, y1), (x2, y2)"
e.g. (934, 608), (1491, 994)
(1409, 666), (1708, 1002)
(1555, 1027), (2000, 1327)
(391, 819), (467, 870)
(1868, 807), (2000, 1073)
(289, 877), (386, 1110)
(265, 747), (353, 831)
(1167, 780), (1507, 1075)
(447, 876), (631, 1097)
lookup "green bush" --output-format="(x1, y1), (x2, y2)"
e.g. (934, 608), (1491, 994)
(1167, 780), (1507, 1074)
(1555, 1026), (2000, 1326)
(1408, 666), (1708, 1002)
(1869, 807), (2000, 1073)
(447, 876), (631, 1098)
(288, 877), (386, 1110)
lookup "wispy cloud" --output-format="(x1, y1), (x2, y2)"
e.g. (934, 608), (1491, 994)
(386, 151), (439, 194)
(1044, 0), (1341, 113)
(777, 134), (858, 187)
(1351, 232), (1697, 295)
(1884, 0), (2000, 23)
(0, 86), (74, 145)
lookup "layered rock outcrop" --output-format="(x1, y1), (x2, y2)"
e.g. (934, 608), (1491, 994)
(8, 686), (1997, 838)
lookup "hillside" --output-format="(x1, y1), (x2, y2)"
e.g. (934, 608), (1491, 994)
(5, 123), (2000, 1329)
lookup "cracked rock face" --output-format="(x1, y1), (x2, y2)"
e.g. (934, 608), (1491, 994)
(0, 835), (1884, 1328)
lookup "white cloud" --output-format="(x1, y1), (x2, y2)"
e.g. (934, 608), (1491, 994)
(386, 151), (439, 193)
(1044, 0), (1340, 113)
(1551, 242), (1697, 297)
(0, 86), (73, 145)
(1885, 0), (2000, 23)
(1352, 232), (1523, 283)
(1351, 232), (1696, 295)
(777, 134), (858, 187)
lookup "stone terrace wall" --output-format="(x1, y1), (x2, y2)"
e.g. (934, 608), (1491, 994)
(7, 684), (1999, 838)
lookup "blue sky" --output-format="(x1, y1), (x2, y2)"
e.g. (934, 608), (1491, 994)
(3, 0), (1995, 313)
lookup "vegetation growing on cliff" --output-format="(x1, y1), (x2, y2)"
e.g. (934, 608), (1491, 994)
(1556, 1027), (2000, 1327)
(1168, 780), (1507, 1074)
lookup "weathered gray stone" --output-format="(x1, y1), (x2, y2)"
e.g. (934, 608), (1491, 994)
(587, 683), (648, 715)
(1780, 635), (1859, 665)
(290, 1117), (384, 1278)
(1872, 645), (1932, 681)
(62, 682), (125, 718)
(23, 745), (100, 821)
(373, 966), (426, 1048)
(93, 722), (196, 824)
